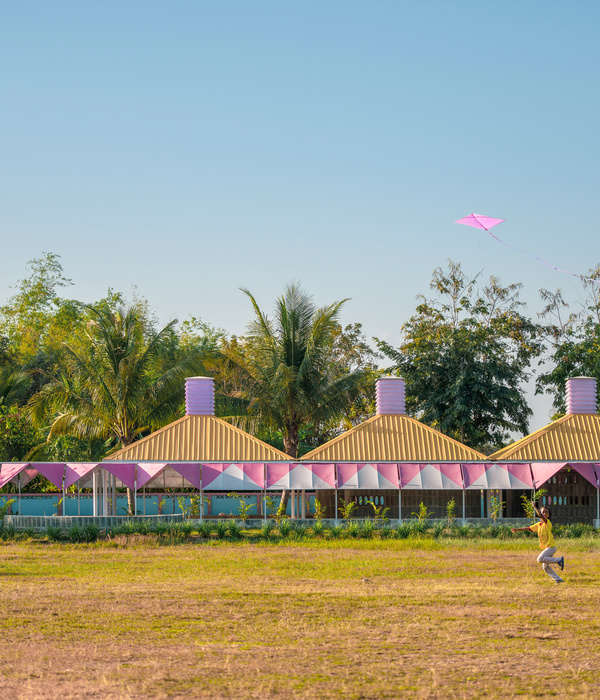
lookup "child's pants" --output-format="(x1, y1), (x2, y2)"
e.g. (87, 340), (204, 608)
(537, 546), (563, 582)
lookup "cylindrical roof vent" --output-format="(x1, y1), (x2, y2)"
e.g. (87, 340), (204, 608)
(376, 376), (406, 415)
(566, 376), (597, 414)
(185, 376), (215, 416)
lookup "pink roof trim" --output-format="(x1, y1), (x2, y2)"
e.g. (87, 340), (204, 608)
(65, 463), (98, 488)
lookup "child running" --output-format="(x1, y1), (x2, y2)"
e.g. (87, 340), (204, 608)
(512, 503), (565, 584)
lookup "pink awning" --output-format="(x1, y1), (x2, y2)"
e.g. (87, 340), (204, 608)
(0, 463), (29, 489)
(463, 463), (534, 490)
(102, 463), (136, 490)
(266, 463), (336, 489)
(65, 463), (98, 488)
(170, 463), (202, 490)
(530, 462), (567, 489)
(337, 463), (400, 489)
(568, 463), (600, 488)
(202, 463), (265, 490)
(136, 463), (169, 489)
(399, 463), (463, 490)
(500, 463), (535, 489)
(266, 462), (293, 489)
(29, 463), (65, 489)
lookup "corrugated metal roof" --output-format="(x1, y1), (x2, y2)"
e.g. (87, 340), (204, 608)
(105, 415), (289, 462)
(300, 414), (487, 462)
(489, 413), (600, 461)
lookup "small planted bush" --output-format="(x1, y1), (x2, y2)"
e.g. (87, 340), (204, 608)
(395, 523), (411, 539)
(197, 521), (214, 539)
(278, 520), (293, 538)
(46, 525), (65, 542)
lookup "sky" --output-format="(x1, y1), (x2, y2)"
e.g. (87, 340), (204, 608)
(2, 1), (599, 430)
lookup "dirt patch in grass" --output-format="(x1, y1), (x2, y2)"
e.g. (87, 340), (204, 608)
(0, 541), (599, 699)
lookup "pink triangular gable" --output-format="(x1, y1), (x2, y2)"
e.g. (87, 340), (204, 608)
(102, 463), (136, 490)
(339, 463), (400, 489)
(266, 462), (293, 489)
(239, 463), (265, 489)
(500, 463), (535, 489)
(201, 463), (225, 489)
(201, 463), (264, 490)
(170, 463), (202, 490)
(288, 464), (321, 489)
(462, 463), (492, 489)
(398, 463), (425, 488)
(375, 463), (400, 489)
(0, 463), (29, 489)
(19, 467), (39, 487)
(438, 463), (464, 489)
(65, 463), (98, 489)
(529, 462), (565, 489)
(136, 463), (168, 489)
(337, 463), (360, 489)
(569, 463), (599, 488)
(307, 463), (336, 489)
(29, 463), (65, 489)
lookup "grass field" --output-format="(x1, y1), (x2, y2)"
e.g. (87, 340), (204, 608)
(1, 537), (599, 699)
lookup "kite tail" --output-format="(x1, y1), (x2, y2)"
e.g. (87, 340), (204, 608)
(486, 231), (599, 284)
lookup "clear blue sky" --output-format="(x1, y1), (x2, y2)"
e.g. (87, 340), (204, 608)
(2, 1), (599, 429)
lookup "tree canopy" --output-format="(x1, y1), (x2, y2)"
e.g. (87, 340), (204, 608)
(375, 261), (544, 452)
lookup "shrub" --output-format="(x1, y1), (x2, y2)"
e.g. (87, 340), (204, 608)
(346, 522), (359, 538)
(312, 521), (325, 538)
(278, 520), (293, 538)
(214, 520), (229, 539)
(197, 521), (214, 539)
(260, 523), (274, 540)
(360, 519), (375, 539)
(395, 523), (411, 539)
(46, 525), (65, 542)
(329, 525), (343, 539)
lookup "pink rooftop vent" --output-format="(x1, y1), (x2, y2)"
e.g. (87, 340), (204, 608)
(376, 377), (406, 415)
(185, 376), (215, 416)
(566, 377), (597, 414)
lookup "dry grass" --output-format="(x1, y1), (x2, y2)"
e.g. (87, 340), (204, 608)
(1, 539), (599, 699)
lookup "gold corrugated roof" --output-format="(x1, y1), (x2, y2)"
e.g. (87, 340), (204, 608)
(300, 414), (487, 462)
(105, 415), (289, 462)
(489, 413), (600, 461)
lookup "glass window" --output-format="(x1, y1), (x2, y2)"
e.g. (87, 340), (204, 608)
(575, 496), (578, 505)
(558, 497), (562, 506)
(552, 477), (557, 484)
(553, 496), (557, 505)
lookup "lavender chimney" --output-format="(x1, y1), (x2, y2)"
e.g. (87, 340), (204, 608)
(566, 377), (597, 414)
(376, 377), (406, 415)
(185, 377), (215, 416)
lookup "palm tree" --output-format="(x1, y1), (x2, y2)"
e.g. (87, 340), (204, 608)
(29, 304), (204, 511)
(227, 283), (366, 459)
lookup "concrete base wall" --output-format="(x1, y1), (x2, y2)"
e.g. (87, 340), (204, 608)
(4, 514), (183, 531)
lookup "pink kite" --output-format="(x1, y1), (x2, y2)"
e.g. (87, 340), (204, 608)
(455, 213), (599, 284)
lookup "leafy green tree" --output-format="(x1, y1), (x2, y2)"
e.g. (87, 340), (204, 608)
(29, 304), (205, 511)
(0, 405), (40, 462)
(536, 266), (600, 413)
(224, 283), (367, 458)
(375, 261), (544, 452)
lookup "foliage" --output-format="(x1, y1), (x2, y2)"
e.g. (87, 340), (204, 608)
(0, 405), (40, 462)
(177, 494), (205, 520)
(367, 499), (390, 525)
(412, 502), (435, 522)
(0, 497), (16, 522)
(521, 489), (548, 521)
(338, 499), (357, 520)
(536, 267), (600, 413)
(222, 283), (367, 459)
(489, 495), (505, 523)
(312, 498), (327, 521)
(227, 492), (255, 524)
(446, 498), (457, 527)
(376, 261), (544, 451)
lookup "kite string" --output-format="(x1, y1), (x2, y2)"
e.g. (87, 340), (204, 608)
(486, 230), (600, 284)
